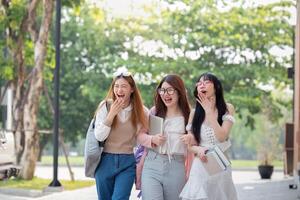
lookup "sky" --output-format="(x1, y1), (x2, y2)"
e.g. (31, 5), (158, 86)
(88, 0), (297, 25)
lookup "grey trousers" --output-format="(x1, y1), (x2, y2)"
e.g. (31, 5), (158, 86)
(141, 150), (185, 200)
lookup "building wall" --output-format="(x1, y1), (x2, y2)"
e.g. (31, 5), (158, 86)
(0, 86), (13, 130)
(294, 0), (300, 174)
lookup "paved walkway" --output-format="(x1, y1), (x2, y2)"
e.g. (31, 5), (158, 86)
(0, 166), (299, 200)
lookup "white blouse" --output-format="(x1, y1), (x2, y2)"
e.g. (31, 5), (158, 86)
(156, 116), (187, 160)
(186, 114), (235, 151)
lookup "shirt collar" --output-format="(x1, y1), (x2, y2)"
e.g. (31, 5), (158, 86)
(123, 104), (133, 112)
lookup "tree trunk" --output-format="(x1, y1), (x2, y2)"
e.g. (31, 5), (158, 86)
(12, 30), (26, 165)
(20, 71), (43, 179)
(18, 0), (54, 180)
(38, 134), (51, 161)
(4, 0), (54, 180)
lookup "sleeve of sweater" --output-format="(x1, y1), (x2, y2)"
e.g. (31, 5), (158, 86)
(136, 105), (153, 148)
(94, 101), (111, 142)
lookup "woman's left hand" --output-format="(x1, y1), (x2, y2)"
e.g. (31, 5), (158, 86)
(180, 133), (195, 145)
(196, 146), (208, 162)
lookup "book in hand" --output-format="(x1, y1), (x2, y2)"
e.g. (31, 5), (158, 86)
(202, 145), (231, 176)
(149, 115), (164, 153)
(149, 115), (164, 135)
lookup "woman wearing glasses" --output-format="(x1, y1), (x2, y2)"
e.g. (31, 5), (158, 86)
(141, 74), (192, 200)
(93, 68), (153, 200)
(180, 72), (237, 200)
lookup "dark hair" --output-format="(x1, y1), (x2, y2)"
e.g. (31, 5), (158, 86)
(192, 72), (228, 144)
(154, 74), (190, 126)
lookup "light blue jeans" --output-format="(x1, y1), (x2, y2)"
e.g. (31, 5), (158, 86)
(141, 149), (186, 200)
(95, 152), (136, 200)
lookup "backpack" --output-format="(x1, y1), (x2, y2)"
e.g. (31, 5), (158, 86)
(84, 101), (110, 178)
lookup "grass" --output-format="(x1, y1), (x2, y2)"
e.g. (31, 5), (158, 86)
(40, 156), (84, 166)
(40, 156), (284, 169)
(0, 177), (95, 190)
(231, 159), (283, 169)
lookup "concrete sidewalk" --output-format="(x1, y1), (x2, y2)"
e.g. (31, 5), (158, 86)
(0, 166), (299, 200)
(237, 179), (298, 200)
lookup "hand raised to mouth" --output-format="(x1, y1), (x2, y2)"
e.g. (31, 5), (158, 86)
(110, 98), (124, 115)
(196, 93), (215, 114)
(104, 98), (125, 126)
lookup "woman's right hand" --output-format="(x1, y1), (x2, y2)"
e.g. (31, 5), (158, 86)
(108, 98), (124, 117)
(196, 92), (215, 115)
(105, 99), (124, 126)
(196, 146), (208, 162)
(151, 134), (166, 147)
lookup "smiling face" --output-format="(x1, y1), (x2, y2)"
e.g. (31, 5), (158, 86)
(113, 77), (133, 105)
(196, 77), (215, 98)
(158, 81), (179, 108)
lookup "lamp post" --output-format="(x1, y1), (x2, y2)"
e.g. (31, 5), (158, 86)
(49, 0), (62, 188)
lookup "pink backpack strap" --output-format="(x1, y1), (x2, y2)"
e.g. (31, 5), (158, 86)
(185, 152), (194, 180)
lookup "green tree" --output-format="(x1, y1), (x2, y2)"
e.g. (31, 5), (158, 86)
(50, 0), (294, 147)
(114, 0), (294, 125)
(0, 0), (82, 180)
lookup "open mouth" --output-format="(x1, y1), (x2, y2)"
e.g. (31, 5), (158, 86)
(200, 90), (207, 94)
(164, 97), (173, 104)
(117, 94), (125, 99)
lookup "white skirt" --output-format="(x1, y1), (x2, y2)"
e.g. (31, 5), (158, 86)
(180, 158), (238, 200)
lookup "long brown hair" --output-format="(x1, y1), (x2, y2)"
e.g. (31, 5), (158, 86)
(105, 75), (147, 131)
(154, 74), (190, 126)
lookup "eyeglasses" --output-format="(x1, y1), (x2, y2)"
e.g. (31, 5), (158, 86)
(157, 87), (176, 95)
(196, 80), (212, 87)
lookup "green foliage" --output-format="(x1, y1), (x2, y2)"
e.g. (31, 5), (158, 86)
(0, 0), (91, 160)
(116, 0), (294, 127)
(62, 0), (84, 7)
(231, 159), (283, 169)
(44, 0), (293, 147)
(1, 0), (293, 160)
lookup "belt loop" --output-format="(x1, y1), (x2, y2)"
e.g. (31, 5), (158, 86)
(149, 149), (158, 159)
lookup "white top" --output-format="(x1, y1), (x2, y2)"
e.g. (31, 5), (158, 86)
(157, 116), (187, 159)
(94, 102), (134, 142)
(180, 113), (238, 200)
(186, 114), (235, 151)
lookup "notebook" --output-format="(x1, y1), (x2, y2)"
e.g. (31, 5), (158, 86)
(202, 145), (231, 175)
(149, 115), (164, 135)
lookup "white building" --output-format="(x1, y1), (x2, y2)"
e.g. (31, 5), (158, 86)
(0, 84), (19, 179)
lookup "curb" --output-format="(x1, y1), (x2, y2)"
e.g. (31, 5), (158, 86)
(0, 186), (64, 198)
(0, 187), (47, 198)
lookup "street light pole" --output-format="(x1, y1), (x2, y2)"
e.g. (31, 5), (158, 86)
(49, 0), (62, 187)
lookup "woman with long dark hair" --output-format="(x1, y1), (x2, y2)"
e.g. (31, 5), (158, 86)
(141, 74), (192, 200)
(180, 72), (238, 200)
